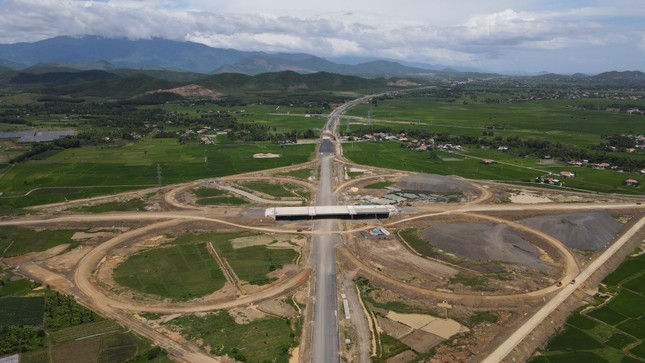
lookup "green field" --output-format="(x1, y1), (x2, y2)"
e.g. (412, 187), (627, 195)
(166, 311), (295, 363)
(0, 297), (45, 326)
(342, 92), (644, 195)
(151, 103), (326, 133)
(195, 196), (249, 205)
(113, 240), (226, 300)
(240, 181), (309, 200)
(344, 141), (643, 194)
(113, 231), (298, 298)
(277, 168), (312, 180)
(0, 138), (314, 210)
(210, 233), (298, 285)
(191, 187), (249, 205)
(532, 252), (645, 362)
(346, 96), (643, 147)
(0, 227), (76, 257)
(173, 232), (298, 286)
(71, 197), (148, 213)
(364, 181), (395, 189)
(192, 187), (226, 198)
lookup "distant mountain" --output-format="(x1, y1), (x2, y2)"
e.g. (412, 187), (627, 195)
(592, 70), (645, 82)
(197, 71), (388, 92)
(3, 67), (393, 99)
(0, 36), (250, 73)
(10, 70), (119, 87)
(0, 36), (445, 78)
(214, 55), (432, 77)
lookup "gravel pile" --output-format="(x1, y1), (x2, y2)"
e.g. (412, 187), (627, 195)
(518, 211), (620, 250)
(422, 222), (546, 269)
(394, 173), (478, 195)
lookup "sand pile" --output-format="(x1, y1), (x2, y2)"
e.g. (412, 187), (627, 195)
(395, 173), (478, 195)
(518, 211), (620, 250)
(422, 223), (546, 269)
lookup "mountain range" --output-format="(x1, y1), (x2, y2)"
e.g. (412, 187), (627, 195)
(0, 36), (442, 77)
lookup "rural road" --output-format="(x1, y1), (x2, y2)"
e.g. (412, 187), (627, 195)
(482, 216), (645, 363)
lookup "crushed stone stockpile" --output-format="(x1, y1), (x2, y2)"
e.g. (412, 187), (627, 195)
(518, 211), (621, 250)
(394, 173), (479, 195)
(422, 222), (546, 269)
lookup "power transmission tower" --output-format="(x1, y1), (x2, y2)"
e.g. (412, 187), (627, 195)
(156, 163), (162, 186)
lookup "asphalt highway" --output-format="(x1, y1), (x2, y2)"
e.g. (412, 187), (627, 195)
(311, 150), (341, 363)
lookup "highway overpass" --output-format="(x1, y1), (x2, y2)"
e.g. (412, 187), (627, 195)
(265, 205), (397, 220)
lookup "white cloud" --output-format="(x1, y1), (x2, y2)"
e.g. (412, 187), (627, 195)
(0, 0), (642, 72)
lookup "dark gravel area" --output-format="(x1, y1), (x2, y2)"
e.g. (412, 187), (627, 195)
(422, 222), (546, 269)
(518, 211), (621, 250)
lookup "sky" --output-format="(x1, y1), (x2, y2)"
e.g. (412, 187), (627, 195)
(0, 0), (644, 74)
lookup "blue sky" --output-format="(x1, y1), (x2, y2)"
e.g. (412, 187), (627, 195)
(0, 0), (643, 74)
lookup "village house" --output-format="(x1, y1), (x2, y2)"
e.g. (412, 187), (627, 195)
(560, 171), (575, 178)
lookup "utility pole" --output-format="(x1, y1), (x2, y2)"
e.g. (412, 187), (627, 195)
(156, 163), (162, 186)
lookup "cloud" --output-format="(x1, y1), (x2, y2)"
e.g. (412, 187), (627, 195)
(0, 0), (642, 72)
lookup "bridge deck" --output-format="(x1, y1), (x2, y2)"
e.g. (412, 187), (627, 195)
(265, 205), (397, 220)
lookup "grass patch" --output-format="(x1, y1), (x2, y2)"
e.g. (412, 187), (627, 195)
(71, 198), (147, 213)
(0, 227), (76, 257)
(364, 181), (395, 189)
(239, 181), (300, 198)
(469, 311), (499, 325)
(450, 272), (489, 288)
(0, 278), (34, 297)
(375, 333), (409, 363)
(398, 228), (440, 259)
(210, 233), (297, 285)
(166, 311), (295, 363)
(113, 240), (226, 300)
(195, 196), (249, 205)
(277, 168), (312, 180)
(191, 187), (226, 198)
